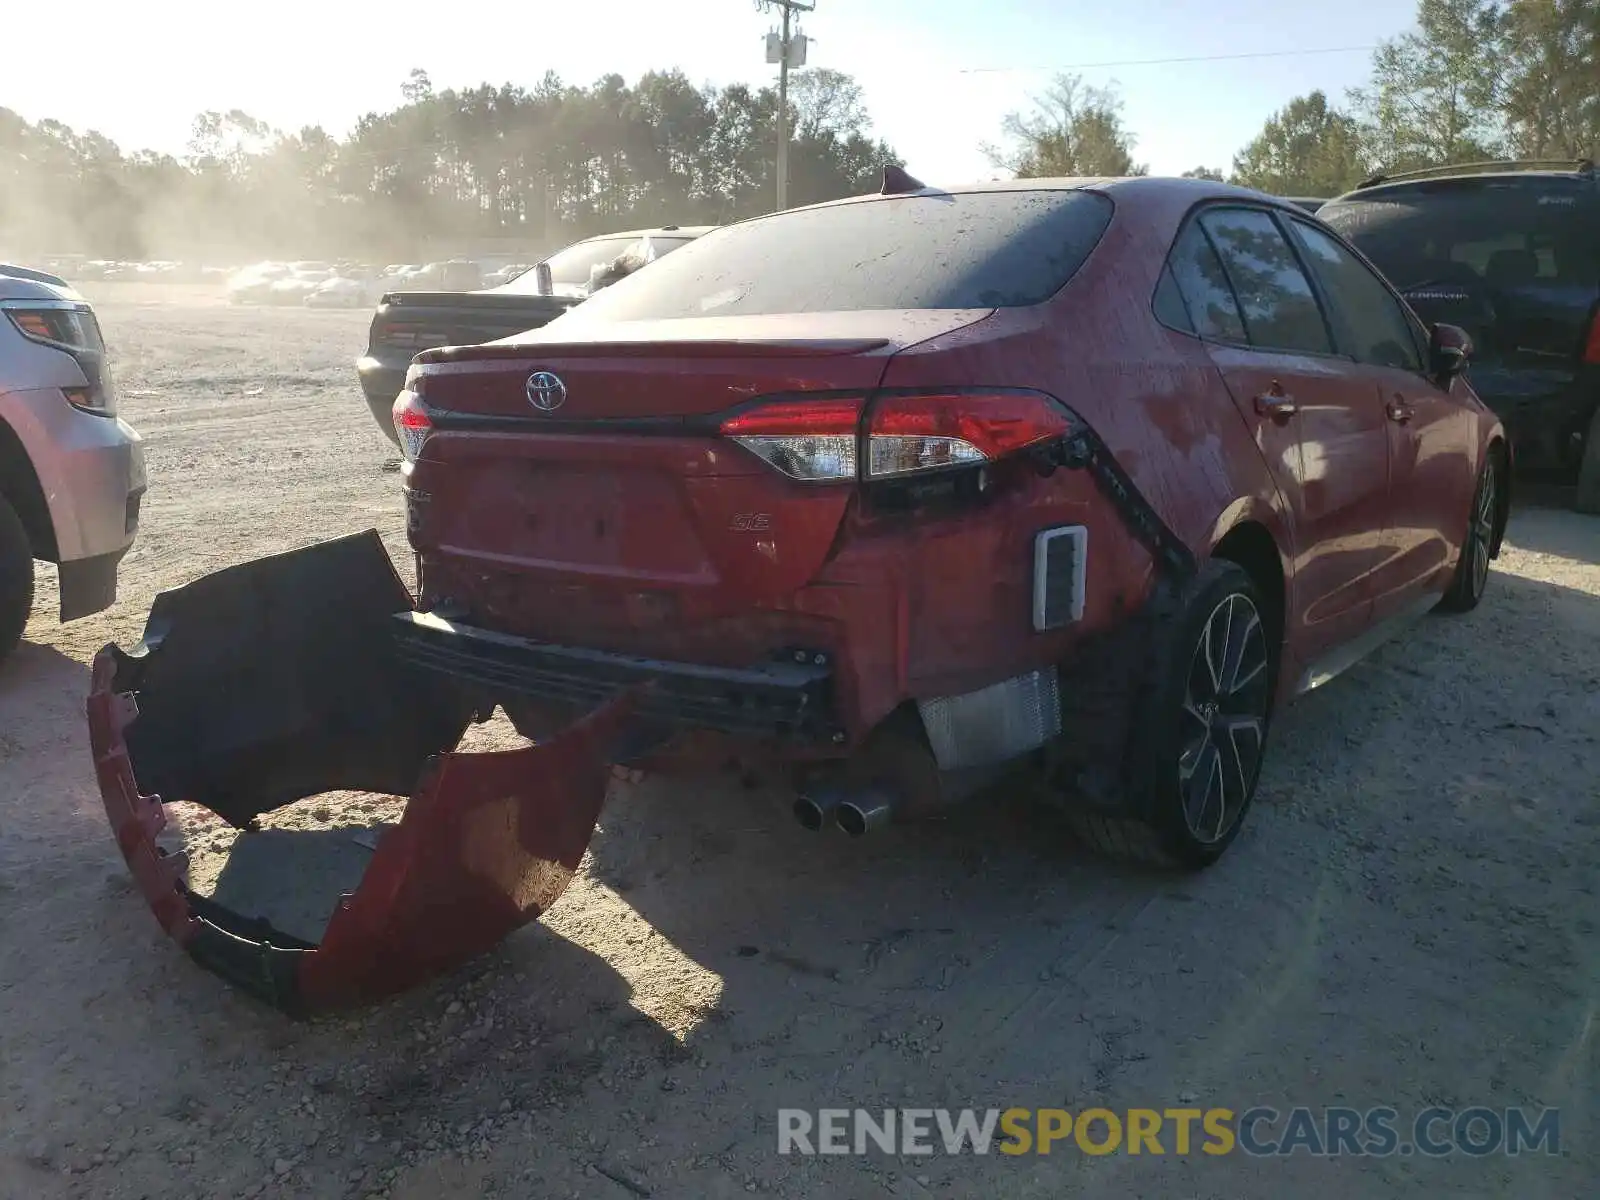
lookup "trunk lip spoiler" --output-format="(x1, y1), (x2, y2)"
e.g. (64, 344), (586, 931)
(414, 336), (895, 365)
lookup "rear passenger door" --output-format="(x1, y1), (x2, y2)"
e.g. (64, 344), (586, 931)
(1166, 205), (1392, 668)
(1286, 217), (1476, 619)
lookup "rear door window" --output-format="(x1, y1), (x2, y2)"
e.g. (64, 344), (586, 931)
(1152, 263), (1194, 333)
(1165, 222), (1247, 342)
(1199, 208), (1334, 355)
(1290, 220), (1426, 372)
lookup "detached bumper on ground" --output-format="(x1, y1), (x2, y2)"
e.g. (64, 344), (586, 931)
(86, 530), (636, 1015)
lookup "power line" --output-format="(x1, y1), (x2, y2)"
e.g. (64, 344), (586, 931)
(957, 44), (1378, 75)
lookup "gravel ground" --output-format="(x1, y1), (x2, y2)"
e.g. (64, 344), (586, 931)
(0, 282), (1595, 1199)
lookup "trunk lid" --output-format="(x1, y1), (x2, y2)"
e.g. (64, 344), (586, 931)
(368, 292), (579, 358)
(413, 310), (980, 418)
(406, 310), (987, 644)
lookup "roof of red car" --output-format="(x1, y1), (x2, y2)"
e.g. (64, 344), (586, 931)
(778, 174), (1292, 215)
(579, 226), (719, 241)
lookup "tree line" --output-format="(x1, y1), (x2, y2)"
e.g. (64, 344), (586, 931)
(4, 0), (1595, 263)
(0, 67), (899, 263)
(993, 0), (1600, 197)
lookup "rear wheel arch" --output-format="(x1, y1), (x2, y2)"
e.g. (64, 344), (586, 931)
(0, 417), (57, 562)
(1209, 519), (1287, 664)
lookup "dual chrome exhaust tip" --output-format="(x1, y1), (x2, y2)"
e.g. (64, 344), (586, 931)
(793, 787), (896, 837)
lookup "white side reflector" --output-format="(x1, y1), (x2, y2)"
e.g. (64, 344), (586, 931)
(1033, 525), (1088, 631)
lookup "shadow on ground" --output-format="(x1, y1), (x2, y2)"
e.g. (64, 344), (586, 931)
(15, 554), (1594, 1199)
(1504, 496), (1600, 564)
(0, 638), (83, 704)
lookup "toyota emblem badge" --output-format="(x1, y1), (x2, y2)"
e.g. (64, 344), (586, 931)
(525, 370), (567, 413)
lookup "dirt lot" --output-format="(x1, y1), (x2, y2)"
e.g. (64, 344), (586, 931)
(1, 282), (1596, 1199)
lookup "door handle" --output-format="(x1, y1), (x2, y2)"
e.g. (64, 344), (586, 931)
(1386, 398), (1415, 424)
(1254, 388), (1299, 420)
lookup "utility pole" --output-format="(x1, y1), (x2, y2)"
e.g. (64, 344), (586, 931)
(757, 0), (813, 212)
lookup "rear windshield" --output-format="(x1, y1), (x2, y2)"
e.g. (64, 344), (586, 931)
(1319, 184), (1599, 290)
(499, 235), (696, 294)
(557, 190), (1115, 322)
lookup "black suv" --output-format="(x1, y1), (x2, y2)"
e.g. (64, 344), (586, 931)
(1319, 160), (1600, 511)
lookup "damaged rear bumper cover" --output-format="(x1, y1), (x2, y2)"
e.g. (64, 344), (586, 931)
(87, 420), (1195, 1014)
(87, 531), (640, 1016)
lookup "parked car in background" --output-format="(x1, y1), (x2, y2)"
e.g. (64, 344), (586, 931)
(378, 261), (483, 294)
(267, 271), (331, 305)
(226, 262), (291, 304)
(0, 265), (145, 667)
(1281, 196), (1327, 213)
(227, 262), (342, 305)
(1319, 159), (1600, 511)
(383, 173), (1506, 867)
(357, 226), (713, 444)
(305, 275), (375, 308)
(482, 263), (536, 288)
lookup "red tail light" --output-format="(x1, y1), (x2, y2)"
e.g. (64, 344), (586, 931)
(1583, 308), (1600, 364)
(719, 390), (1075, 482)
(719, 397), (864, 481)
(393, 388), (433, 463)
(865, 392), (1075, 478)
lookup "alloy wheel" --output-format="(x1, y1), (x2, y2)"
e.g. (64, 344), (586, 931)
(1467, 462), (1496, 600)
(1178, 593), (1271, 845)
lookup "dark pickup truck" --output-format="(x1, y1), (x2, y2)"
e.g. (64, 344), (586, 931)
(356, 226), (714, 444)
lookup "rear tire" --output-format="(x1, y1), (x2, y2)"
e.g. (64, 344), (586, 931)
(0, 493), (35, 668)
(1436, 453), (1498, 614)
(1062, 560), (1275, 870)
(1575, 407), (1600, 516)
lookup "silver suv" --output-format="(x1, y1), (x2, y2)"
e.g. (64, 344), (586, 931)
(0, 265), (146, 666)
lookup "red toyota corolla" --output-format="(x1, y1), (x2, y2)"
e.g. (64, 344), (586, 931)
(388, 170), (1507, 869)
(86, 171), (1512, 1013)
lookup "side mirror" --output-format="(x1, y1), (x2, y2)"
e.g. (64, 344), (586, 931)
(1430, 323), (1472, 383)
(535, 262), (553, 295)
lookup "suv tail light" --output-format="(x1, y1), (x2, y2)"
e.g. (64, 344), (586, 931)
(3, 301), (116, 414)
(720, 389), (1076, 482)
(1583, 307), (1600, 364)
(393, 385), (433, 464)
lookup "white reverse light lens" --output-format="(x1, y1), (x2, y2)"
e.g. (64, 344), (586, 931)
(867, 435), (986, 479)
(731, 434), (857, 481)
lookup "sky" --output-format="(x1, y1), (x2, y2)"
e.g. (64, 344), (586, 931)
(5, 0), (1419, 182)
